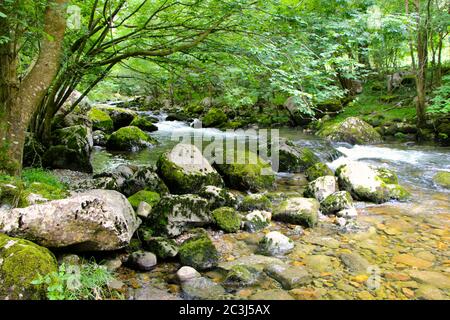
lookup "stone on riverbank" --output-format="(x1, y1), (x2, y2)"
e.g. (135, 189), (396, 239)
(148, 194), (211, 237)
(94, 105), (137, 130)
(0, 233), (58, 300)
(239, 193), (272, 211)
(157, 144), (224, 194)
(303, 175), (338, 202)
(305, 162), (334, 182)
(198, 185), (237, 209)
(179, 231), (219, 270)
(127, 190), (160, 210)
(181, 277), (226, 300)
(88, 108), (114, 133)
(320, 191), (354, 215)
(142, 236), (178, 259)
(211, 207), (241, 233)
(0, 190), (141, 251)
(264, 263), (312, 289)
(243, 210), (271, 232)
(127, 251), (157, 271)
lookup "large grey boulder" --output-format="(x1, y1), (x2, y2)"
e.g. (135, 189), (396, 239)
(273, 197), (320, 228)
(303, 175), (338, 202)
(0, 190), (141, 251)
(318, 117), (382, 145)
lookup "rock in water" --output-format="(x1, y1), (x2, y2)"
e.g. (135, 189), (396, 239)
(303, 175), (338, 202)
(0, 190), (141, 251)
(0, 233), (58, 300)
(320, 191), (354, 215)
(177, 266), (201, 282)
(178, 231), (219, 270)
(157, 143), (224, 194)
(257, 231), (294, 256)
(264, 263), (312, 289)
(318, 117), (382, 145)
(277, 139), (320, 173)
(273, 197), (320, 228)
(106, 126), (157, 151)
(148, 194), (211, 237)
(181, 277), (226, 300)
(127, 251), (157, 271)
(335, 161), (410, 203)
(243, 210), (271, 232)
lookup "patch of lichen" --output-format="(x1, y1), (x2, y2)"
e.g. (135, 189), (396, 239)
(178, 231), (219, 270)
(305, 162), (333, 182)
(106, 126), (157, 151)
(0, 233), (58, 300)
(157, 152), (223, 194)
(88, 108), (114, 133)
(127, 190), (161, 210)
(211, 207), (241, 233)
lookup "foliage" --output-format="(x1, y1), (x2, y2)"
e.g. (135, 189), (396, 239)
(428, 75), (450, 115)
(31, 262), (116, 300)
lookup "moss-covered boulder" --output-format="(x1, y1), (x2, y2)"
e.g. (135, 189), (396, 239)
(198, 185), (237, 210)
(320, 191), (354, 215)
(94, 105), (137, 130)
(211, 207), (241, 233)
(318, 117), (382, 145)
(278, 140), (320, 173)
(202, 108), (228, 127)
(106, 126), (157, 151)
(157, 144), (224, 194)
(0, 233), (58, 300)
(224, 265), (259, 287)
(0, 182), (30, 208)
(179, 231), (219, 270)
(130, 116), (158, 132)
(88, 108), (114, 133)
(239, 193), (272, 211)
(433, 171), (450, 189)
(142, 236), (178, 259)
(336, 161), (410, 203)
(148, 194), (212, 237)
(127, 190), (160, 210)
(214, 150), (275, 192)
(273, 197), (320, 228)
(303, 175), (338, 202)
(43, 125), (93, 173)
(305, 162), (334, 182)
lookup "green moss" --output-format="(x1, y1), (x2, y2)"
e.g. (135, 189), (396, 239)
(375, 168), (399, 184)
(178, 232), (219, 270)
(127, 190), (161, 210)
(320, 191), (353, 215)
(211, 207), (241, 233)
(222, 120), (244, 129)
(88, 108), (114, 133)
(278, 142), (320, 173)
(130, 116), (158, 132)
(214, 150), (275, 192)
(202, 108), (228, 127)
(106, 126), (157, 151)
(240, 194), (271, 211)
(0, 180), (30, 208)
(0, 233), (58, 300)
(386, 184), (411, 200)
(305, 162), (333, 182)
(156, 151), (223, 194)
(224, 265), (258, 286)
(274, 199), (319, 228)
(183, 104), (204, 115)
(433, 171), (450, 188)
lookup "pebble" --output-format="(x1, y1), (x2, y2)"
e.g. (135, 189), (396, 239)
(177, 266), (201, 282)
(128, 251), (157, 271)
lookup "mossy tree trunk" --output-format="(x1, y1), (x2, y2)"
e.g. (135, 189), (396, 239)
(0, 0), (68, 175)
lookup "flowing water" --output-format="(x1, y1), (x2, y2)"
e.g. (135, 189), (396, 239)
(92, 112), (450, 300)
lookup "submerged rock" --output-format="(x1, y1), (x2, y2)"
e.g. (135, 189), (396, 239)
(106, 126), (157, 151)
(264, 263), (312, 289)
(211, 207), (241, 233)
(0, 190), (141, 251)
(303, 175), (338, 202)
(127, 251), (157, 271)
(224, 265), (260, 287)
(157, 144), (224, 194)
(148, 194), (211, 237)
(318, 117), (382, 145)
(178, 231), (219, 270)
(273, 197), (320, 228)
(433, 171), (450, 189)
(0, 233), (58, 300)
(257, 231), (294, 256)
(249, 289), (294, 300)
(181, 277), (226, 300)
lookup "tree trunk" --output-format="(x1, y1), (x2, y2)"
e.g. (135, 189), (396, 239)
(0, 0), (68, 175)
